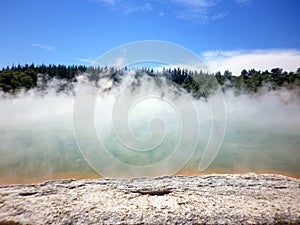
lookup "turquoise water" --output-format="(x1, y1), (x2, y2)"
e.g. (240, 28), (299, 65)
(187, 124), (300, 176)
(1, 121), (299, 185)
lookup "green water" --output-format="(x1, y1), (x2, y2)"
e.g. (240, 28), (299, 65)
(0, 121), (299, 184)
(187, 124), (300, 176)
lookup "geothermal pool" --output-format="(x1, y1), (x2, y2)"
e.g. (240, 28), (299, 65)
(0, 77), (300, 184)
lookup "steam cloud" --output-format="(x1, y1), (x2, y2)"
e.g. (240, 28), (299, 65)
(0, 71), (300, 184)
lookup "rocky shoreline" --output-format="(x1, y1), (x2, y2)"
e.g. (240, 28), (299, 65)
(0, 174), (299, 224)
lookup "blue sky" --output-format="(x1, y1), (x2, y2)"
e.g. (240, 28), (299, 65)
(1, 0), (300, 74)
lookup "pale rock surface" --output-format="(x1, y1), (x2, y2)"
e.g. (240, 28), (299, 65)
(0, 174), (299, 224)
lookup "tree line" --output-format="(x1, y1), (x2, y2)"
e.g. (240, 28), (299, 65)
(0, 64), (300, 97)
(0, 64), (87, 92)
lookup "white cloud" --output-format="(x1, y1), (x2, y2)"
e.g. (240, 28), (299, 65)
(92, 0), (116, 6)
(236, 0), (252, 7)
(201, 49), (300, 75)
(32, 43), (56, 52)
(93, 0), (225, 23)
(171, 0), (216, 7)
(211, 12), (227, 20)
(93, 0), (153, 14)
(169, 0), (226, 24)
(123, 3), (153, 14)
(77, 58), (95, 64)
(176, 8), (208, 24)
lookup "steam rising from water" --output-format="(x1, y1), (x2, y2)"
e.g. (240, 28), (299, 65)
(0, 72), (300, 184)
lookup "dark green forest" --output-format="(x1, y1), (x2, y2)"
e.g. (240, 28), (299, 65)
(1, 64), (300, 97)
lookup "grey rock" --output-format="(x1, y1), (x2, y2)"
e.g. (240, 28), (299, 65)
(0, 174), (299, 224)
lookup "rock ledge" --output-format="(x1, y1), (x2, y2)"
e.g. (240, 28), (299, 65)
(0, 174), (299, 224)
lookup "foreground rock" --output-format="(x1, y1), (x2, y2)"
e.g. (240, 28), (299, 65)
(0, 174), (299, 224)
